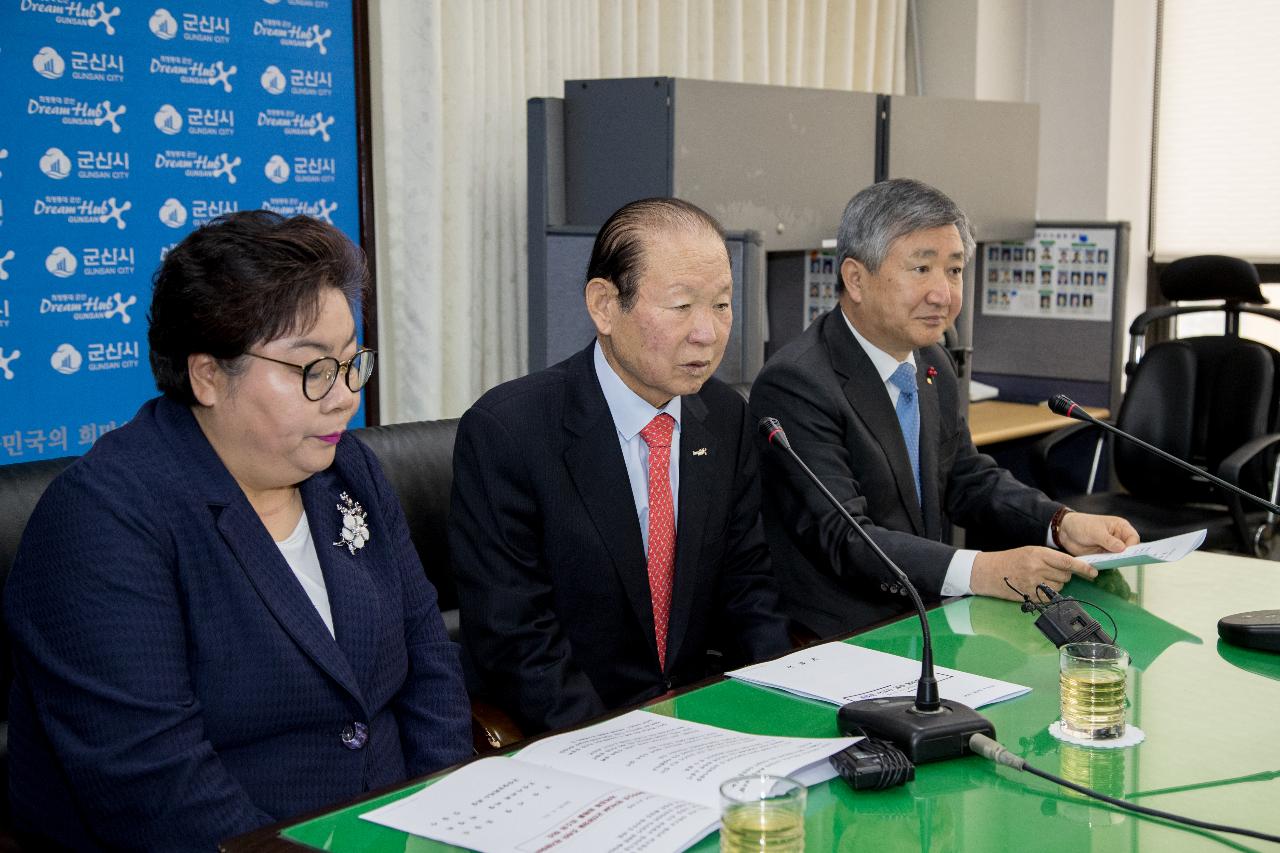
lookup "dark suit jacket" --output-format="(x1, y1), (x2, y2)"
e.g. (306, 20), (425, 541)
(450, 343), (791, 734)
(749, 309), (1060, 638)
(5, 397), (471, 851)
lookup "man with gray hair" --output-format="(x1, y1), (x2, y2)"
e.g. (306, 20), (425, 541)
(750, 179), (1137, 638)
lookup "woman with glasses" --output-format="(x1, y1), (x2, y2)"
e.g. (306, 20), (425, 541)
(5, 211), (472, 850)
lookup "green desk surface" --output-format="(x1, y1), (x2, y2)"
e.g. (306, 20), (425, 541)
(232, 551), (1280, 852)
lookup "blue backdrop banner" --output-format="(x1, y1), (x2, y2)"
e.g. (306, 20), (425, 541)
(1, 1), (363, 463)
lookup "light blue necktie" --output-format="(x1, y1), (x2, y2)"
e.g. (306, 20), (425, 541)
(889, 362), (922, 506)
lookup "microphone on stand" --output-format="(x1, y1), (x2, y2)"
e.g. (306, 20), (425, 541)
(1049, 394), (1280, 654)
(1048, 394), (1280, 516)
(758, 417), (996, 763)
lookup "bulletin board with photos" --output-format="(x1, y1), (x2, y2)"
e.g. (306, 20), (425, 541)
(980, 227), (1117, 322)
(802, 250), (839, 329)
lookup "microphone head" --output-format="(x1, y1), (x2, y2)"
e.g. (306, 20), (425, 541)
(757, 417), (789, 449)
(1048, 394), (1077, 417)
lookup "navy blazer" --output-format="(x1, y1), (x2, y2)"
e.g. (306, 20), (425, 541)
(5, 397), (471, 851)
(450, 343), (791, 735)
(750, 309), (1060, 638)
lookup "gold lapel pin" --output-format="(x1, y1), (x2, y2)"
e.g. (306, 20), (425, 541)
(692, 447), (708, 456)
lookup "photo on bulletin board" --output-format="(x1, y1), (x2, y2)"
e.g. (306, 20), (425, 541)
(980, 227), (1116, 323)
(0, 3), (377, 463)
(803, 250), (838, 328)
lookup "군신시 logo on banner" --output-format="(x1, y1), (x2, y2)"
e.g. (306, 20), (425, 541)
(256, 109), (333, 141)
(260, 64), (332, 97)
(74, 149), (130, 179)
(291, 156), (336, 184)
(34, 46), (126, 83)
(264, 154), (291, 183)
(46, 246), (78, 277)
(33, 195), (131, 229)
(154, 104), (235, 137)
(155, 150), (240, 183)
(189, 199), (239, 226)
(50, 343), (82, 375)
(150, 55), (237, 92)
(158, 198), (188, 229)
(29, 96), (126, 133)
(262, 197), (336, 223)
(40, 291), (137, 324)
(46, 245), (135, 277)
(151, 10), (231, 44)
(85, 340), (141, 371)
(253, 18), (332, 54)
(0, 303), (12, 334)
(0, 249), (12, 280)
(40, 147), (73, 179)
(19, 1), (122, 35)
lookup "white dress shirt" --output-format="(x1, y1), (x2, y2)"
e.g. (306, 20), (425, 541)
(275, 509), (336, 637)
(594, 341), (682, 557)
(840, 308), (979, 596)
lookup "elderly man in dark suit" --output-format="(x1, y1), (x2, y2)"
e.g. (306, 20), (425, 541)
(450, 198), (791, 735)
(750, 179), (1138, 638)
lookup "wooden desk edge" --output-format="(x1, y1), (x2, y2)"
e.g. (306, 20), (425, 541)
(970, 400), (1109, 446)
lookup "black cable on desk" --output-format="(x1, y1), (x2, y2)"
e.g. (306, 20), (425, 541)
(969, 734), (1280, 845)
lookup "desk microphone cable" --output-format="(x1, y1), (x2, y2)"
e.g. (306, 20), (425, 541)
(969, 734), (1280, 844)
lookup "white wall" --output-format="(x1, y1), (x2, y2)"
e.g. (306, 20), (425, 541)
(914, 0), (1156, 334)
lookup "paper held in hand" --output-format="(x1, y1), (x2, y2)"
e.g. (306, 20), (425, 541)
(1074, 528), (1206, 569)
(728, 641), (1031, 709)
(360, 710), (859, 853)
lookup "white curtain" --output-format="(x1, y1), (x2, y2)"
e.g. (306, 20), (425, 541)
(371, 0), (908, 422)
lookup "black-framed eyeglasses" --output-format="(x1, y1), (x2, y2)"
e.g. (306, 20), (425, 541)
(245, 348), (376, 401)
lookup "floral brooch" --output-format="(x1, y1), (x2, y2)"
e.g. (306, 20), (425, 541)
(926, 365), (938, 385)
(334, 492), (370, 555)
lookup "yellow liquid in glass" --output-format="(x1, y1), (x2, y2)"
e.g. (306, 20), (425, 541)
(1060, 668), (1126, 739)
(720, 801), (804, 853)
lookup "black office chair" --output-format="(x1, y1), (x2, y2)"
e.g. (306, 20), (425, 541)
(1033, 255), (1280, 557)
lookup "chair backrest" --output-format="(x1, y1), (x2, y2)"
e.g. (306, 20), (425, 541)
(348, 419), (461, 618)
(1115, 255), (1280, 502)
(0, 455), (78, 800)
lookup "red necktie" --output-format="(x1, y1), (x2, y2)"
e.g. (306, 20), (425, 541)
(640, 413), (676, 670)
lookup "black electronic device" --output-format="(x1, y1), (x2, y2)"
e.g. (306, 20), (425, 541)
(1052, 394), (1280, 652)
(759, 417), (996, 764)
(1217, 610), (1280, 653)
(1016, 582), (1114, 647)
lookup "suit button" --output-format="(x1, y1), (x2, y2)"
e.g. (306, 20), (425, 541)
(341, 721), (369, 750)
(888, 584), (900, 594)
(880, 583), (889, 592)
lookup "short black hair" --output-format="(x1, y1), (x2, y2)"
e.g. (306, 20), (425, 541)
(148, 210), (368, 405)
(585, 197), (727, 311)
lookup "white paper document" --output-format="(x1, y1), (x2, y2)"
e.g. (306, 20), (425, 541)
(361, 758), (717, 853)
(360, 710), (859, 852)
(728, 641), (1030, 709)
(1076, 528), (1206, 569)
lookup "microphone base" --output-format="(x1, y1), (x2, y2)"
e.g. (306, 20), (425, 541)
(838, 697), (995, 764)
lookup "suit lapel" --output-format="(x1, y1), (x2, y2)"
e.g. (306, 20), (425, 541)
(215, 498), (365, 704)
(154, 397), (365, 703)
(301, 469), (379, 705)
(667, 395), (713, 669)
(562, 347), (656, 652)
(915, 353), (943, 541)
(823, 310), (925, 535)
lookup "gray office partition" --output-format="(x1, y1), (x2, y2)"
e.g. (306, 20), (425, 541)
(530, 227), (766, 386)
(563, 78), (879, 252)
